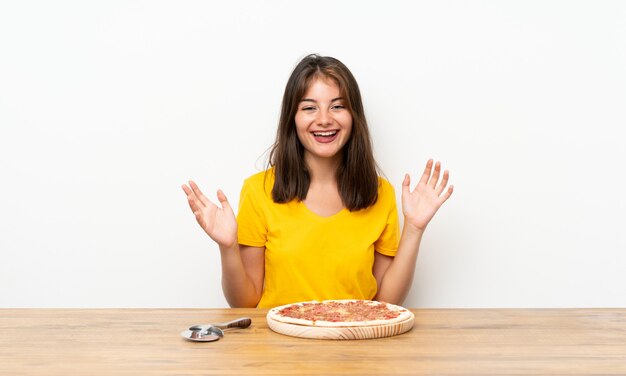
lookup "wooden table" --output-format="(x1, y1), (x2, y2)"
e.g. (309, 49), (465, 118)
(1, 309), (625, 375)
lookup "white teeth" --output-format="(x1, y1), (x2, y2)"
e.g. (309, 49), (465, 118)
(313, 130), (338, 137)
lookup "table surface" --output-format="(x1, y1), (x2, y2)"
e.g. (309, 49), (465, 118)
(1, 308), (625, 375)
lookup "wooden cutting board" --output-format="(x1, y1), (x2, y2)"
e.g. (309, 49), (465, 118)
(267, 311), (415, 340)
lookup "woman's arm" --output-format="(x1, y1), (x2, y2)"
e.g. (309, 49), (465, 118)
(182, 181), (264, 307)
(219, 244), (265, 307)
(373, 227), (424, 304)
(374, 160), (453, 304)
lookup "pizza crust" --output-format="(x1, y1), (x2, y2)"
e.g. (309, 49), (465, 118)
(267, 299), (413, 327)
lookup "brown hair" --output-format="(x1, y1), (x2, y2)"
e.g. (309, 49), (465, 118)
(268, 54), (379, 211)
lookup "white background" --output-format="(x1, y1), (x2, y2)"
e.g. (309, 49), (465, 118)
(1, 1), (625, 308)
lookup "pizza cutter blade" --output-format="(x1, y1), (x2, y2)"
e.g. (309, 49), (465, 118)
(187, 325), (224, 338)
(180, 329), (221, 342)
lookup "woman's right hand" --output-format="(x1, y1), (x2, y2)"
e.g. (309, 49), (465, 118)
(182, 180), (238, 248)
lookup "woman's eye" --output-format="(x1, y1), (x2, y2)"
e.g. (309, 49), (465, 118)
(332, 105), (345, 110)
(302, 106), (315, 111)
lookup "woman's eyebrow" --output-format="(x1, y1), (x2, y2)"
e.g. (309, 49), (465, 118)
(299, 97), (344, 103)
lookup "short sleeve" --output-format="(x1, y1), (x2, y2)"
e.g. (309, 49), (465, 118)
(374, 180), (400, 256)
(236, 177), (268, 247)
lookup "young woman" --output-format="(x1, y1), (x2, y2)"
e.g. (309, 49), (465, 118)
(182, 54), (453, 308)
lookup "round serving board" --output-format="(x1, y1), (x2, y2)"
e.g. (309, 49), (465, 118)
(267, 311), (414, 340)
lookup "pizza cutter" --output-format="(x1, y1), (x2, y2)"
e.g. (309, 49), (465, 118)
(181, 317), (252, 342)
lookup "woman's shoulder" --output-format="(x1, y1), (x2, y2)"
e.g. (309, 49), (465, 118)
(373, 176), (397, 209)
(377, 175), (395, 195)
(242, 168), (275, 196)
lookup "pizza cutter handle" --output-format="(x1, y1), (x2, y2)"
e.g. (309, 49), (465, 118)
(213, 317), (252, 330)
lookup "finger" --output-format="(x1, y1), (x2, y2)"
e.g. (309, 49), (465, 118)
(435, 170), (449, 195)
(440, 185), (454, 202)
(189, 180), (211, 207)
(402, 174), (411, 197)
(428, 161), (441, 188)
(181, 184), (193, 196)
(182, 184), (201, 210)
(184, 189), (202, 213)
(418, 159), (434, 186)
(216, 189), (231, 210)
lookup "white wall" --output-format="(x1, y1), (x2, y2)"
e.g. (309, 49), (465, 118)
(1, 1), (625, 308)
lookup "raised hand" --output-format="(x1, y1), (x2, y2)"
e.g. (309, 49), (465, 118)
(182, 181), (238, 248)
(402, 159), (454, 232)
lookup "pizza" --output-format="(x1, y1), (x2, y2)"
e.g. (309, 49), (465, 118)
(266, 299), (413, 327)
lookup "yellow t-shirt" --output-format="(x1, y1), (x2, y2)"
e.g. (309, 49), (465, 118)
(237, 169), (400, 308)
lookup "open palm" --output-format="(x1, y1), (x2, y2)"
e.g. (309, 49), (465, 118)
(182, 181), (238, 248)
(402, 159), (454, 232)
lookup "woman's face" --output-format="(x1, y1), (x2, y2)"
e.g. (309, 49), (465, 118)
(294, 77), (353, 165)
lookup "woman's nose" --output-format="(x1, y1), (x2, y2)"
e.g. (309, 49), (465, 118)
(316, 110), (332, 126)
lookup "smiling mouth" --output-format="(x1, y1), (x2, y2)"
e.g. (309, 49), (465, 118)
(312, 130), (338, 137)
(311, 130), (339, 144)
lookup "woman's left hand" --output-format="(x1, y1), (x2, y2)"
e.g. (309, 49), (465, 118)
(402, 159), (454, 232)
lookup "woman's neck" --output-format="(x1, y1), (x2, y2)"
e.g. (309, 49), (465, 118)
(302, 153), (344, 217)
(304, 153), (341, 184)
